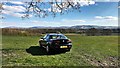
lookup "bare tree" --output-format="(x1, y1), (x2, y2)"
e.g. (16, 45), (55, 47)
(22, 0), (82, 18)
(0, 3), (5, 19)
(1, 0), (95, 19)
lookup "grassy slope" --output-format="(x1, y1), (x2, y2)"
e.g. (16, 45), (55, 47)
(2, 35), (118, 66)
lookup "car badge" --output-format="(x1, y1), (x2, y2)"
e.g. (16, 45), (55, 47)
(63, 40), (64, 42)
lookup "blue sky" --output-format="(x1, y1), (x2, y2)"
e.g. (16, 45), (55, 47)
(1, 1), (118, 28)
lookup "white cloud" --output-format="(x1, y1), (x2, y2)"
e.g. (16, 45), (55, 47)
(62, 19), (86, 23)
(12, 13), (25, 17)
(93, 16), (118, 26)
(2, 5), (26, 12)
(89, 1), (95, 5)
(93, 19), (118, 26)
(2, 10), (12, 15)
(59, 19), (87, 26)
(2, 0), (95, 17)
(104, 16), (118, 20)
(74, 0), (95, 6)
(2, 10), (21, 17)
(1, 1), (28, 18)
(95, 16), (118, 20)
(9, 1), (24, 5)
(95, 16), (102, 19)
(2, 10), (32, 18)
(72, 20), (86, 22)
(1, 2), (32, 18)
(93, 0), (119, 2)
(118, 6), (120, 8)
(1, 16), (118, 28)
(31, 19), (86, 27)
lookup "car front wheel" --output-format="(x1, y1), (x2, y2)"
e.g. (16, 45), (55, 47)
(39, 43), (43, 48)
(66, 48), (71, 52)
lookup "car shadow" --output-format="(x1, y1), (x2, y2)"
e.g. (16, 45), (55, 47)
(26, 46), (66, 56)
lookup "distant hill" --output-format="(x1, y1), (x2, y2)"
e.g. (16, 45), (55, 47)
(30, 25), (118, 29)
(2, 25), (118, 29)
(69, 25), (118, 29)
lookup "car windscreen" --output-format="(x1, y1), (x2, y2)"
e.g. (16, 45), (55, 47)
(49, 35), (68, 39)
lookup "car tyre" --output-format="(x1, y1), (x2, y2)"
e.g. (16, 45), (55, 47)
(66, 48), (70, 52)
(39, 43), (43, 48)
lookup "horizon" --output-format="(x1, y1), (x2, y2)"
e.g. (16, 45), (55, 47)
(1, 25), (118, 28)
(1, 1), (118, 28)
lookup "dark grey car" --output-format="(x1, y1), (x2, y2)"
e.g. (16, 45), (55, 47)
(39, 33), (72, 53)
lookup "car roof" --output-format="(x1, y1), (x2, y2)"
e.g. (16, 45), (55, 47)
(47, 33), (64, 35)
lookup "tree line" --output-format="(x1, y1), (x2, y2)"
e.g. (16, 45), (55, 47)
(1, 28), (119, 36)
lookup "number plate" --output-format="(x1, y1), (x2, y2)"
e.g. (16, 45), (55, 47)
(60, 46), (67, 48)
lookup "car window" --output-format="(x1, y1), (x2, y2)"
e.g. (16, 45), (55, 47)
(49, 35), (53, 39)
(49, 35), (56, 39)
(59, 35), (68, 39)
(49, 35), (68, 39)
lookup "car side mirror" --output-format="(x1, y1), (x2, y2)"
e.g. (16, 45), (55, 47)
(40, 37), (44, 40)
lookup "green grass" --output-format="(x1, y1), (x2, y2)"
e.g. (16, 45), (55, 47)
(2, 35), (118, 66)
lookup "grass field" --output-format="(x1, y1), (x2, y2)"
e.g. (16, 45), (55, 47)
(2, 35), (118, 66)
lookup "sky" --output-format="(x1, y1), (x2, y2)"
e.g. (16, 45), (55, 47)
(0, 0), (119, 28)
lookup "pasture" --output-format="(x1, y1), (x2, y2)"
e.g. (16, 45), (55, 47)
(2, 35), (118, 66)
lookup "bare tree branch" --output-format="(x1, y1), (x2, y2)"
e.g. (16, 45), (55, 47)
(0, 0), (85, 19)
(23, 0), (82, 18)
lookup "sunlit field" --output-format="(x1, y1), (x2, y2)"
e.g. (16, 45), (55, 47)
(2, 35), (118, 66)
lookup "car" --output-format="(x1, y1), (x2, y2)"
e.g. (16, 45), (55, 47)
(39, 33), (72, 53)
